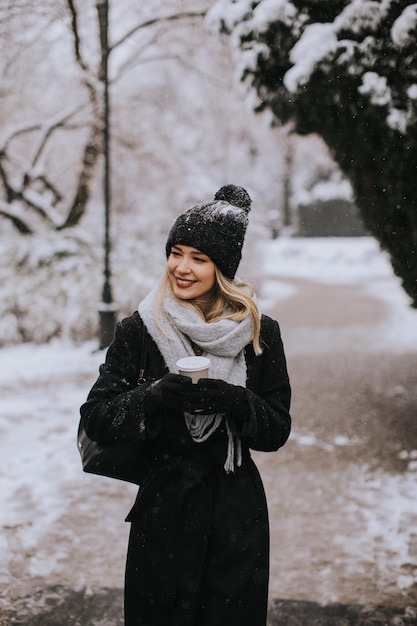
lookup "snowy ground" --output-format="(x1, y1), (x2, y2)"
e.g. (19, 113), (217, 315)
(258, 237), (417, 606)
(1, 236), (417, 616)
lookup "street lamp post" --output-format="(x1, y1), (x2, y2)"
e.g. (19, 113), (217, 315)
(98, 0), (117, 349)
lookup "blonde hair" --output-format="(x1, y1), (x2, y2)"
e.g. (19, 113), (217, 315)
(155, 268), (262, 355)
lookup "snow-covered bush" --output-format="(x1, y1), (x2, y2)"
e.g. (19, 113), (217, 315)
(0, 220), (161, 346)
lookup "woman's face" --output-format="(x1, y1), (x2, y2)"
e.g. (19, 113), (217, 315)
(167, 244), (216, 302)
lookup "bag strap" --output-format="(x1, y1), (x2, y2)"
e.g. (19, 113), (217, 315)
(137, 324), (148, 385)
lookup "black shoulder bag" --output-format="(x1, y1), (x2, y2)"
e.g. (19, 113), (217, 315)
(77, 329), (148, 485)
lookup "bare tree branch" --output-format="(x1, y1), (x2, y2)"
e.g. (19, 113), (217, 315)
(66, 0), (100, 106)
(0, 201), (33, 235)
(19, 189), (60, 226)
(113, 51), (228, 90)
(110, 11), (206, 53)
(29, 107), (85, 170)
(0, 106), (85, 154)
(36, 176), (63, 207)
(111, 32), (161, 83)
(0, 159), (14, 203)
(0, 105), (92, 233)
(1, 122), (43, 152)
(66, 0), (88, 71)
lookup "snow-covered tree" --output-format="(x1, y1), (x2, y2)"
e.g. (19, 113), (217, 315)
(209, 0), (417, 306)
(0, 1), (206, 235)
(0, 0), (288, 345)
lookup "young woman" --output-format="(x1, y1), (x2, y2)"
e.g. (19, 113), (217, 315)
(80, 184), (291, 626)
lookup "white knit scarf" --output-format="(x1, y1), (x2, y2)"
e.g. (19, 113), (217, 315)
(138, 282), (254, 472)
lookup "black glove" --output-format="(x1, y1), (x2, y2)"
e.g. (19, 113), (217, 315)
(182, 378), (250, 422)
(145, 373), (192, 412)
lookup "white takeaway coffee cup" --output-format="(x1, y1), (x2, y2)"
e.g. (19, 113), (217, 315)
(176, 356), (210, 384)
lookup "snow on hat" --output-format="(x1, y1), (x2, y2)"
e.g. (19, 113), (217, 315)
(165, 184), (252, 279)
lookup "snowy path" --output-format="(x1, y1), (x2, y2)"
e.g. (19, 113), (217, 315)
(257, 238), (417, 607)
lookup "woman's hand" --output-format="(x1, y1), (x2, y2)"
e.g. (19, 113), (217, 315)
(145, 373), (192, 411)
(182, 378), (250, 422)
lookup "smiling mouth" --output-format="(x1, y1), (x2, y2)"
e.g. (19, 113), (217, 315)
(175, 277), (196, 287)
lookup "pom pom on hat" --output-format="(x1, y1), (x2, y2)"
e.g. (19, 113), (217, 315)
(214, 184), (251, 213)
(166, 184), (252, 279)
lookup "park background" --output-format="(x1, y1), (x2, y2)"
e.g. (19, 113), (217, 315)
(1, 2), (417, 624)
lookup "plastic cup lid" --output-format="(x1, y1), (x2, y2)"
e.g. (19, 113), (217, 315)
(176, 356), (210, 371)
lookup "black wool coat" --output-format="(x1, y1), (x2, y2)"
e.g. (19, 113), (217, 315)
(80, 311), (291, 626)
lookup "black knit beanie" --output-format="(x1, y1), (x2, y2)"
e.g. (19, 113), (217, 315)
(165, 184), (252, 279)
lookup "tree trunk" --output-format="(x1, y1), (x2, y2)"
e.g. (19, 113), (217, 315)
(58, 122), (103, 230)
